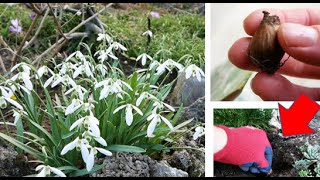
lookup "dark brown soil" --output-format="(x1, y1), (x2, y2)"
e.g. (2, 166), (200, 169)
(214, 127), (302, 177)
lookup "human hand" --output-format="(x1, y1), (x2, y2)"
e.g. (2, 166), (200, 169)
(229, 9), (320, 101)
(214, 125), (272, 174)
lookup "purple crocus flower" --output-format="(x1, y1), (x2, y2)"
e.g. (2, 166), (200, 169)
(29, 13), (36, 20)
(9, 19), (22, 34)
(150, 11), (160, 18)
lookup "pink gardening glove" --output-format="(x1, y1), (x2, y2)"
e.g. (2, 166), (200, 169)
(214, 125), (273, 174)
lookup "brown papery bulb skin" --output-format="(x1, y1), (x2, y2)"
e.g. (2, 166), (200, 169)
(248, 11), (286, 74)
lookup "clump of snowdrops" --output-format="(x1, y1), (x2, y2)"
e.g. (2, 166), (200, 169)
(0, 32), (204, 177)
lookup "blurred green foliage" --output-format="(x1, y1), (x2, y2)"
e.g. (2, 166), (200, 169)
(214, 109), (274, 130)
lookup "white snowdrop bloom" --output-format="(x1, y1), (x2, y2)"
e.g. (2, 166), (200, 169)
(65, 85), (87, 101)
(152, 101), (175, 112)
(136, 53), (153, 66)
(136, 92), (158, 106)
(94, 78), (112, 89)
(10, 71), (33, 92)
(76, 10), (82, 16)
(185, 64), (205, 82)
(12, 109), (27, 125)
(193, 126), (205, 140)
(0, 86), (22, 110)
(109, 42), (127, 52)
(35, 165), (66, 177)
(65, 98), (83, 115)
(73, 61), (94, 78)
(11, 62), (31, 75)
(96, 50), (118, 63)
(58, 62), (76, 75)
(36, 66), (54, 79)
(113, 104), (143, 126)
(146, 111), (173, 137)
(97, 33), (112, 43)
(156, 59), (184, 75)
(66, 51), (86, 62)
(142, 30), (153, 38)
(96, 64), (108, 76)
(44, 73), (61, 88)
(51, 74), (76, 88)
(60, 137), (80, 155)
(149, 61), (161, 70)
(70, 111), (100, 137)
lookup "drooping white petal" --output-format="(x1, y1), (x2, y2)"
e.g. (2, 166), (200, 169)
(94, 136), (107, 146)
(37, 66), (46, 79)
(69, 118), (85, 131)
(160, 115), (174, 130)
(36, 167), (47, 177)
(4, 97), (23, 110)
(0, 97), (7, 109)
(96, 147), (112, 156)
(147, 113), (156, 121)
(132, 105), (143, 116)
(65, 52), (77, 62)
(61, 137), (79, 155)
(141, 55), (147, 66)
(88, 120), (100, 137)
(35, 165), (45, 171)
(43, 76), (54, 88)
(136, 93), (146, 106)
(163, 102), (175, 112)
(51, 76), (63, 88)
(19, 85), (31, 95)
(147, 118), (159, 137)
(10, 63), (20, 73)
(86, 148), (95, 172)
(13, 109), (21, 125)
(125, 105), (133, 126)
(80, 140), (89, 163)
(49, 167), (66, 177)
(73, 65), (83, 79)
(113, 105), (126, 114)
(22, 76), (33, 91)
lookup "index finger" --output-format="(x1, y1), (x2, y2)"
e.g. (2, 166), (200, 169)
(244, 8), (320, 36)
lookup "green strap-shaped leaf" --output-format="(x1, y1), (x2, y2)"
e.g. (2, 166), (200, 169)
(106, 145), (146, 153)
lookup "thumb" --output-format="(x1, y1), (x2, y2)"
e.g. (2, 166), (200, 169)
(278, 23), (320, 66)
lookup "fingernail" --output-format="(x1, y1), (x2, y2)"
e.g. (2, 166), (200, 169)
(281, 23), (318, 47)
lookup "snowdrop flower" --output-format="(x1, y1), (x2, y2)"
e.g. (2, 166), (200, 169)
(58, 62), (76, 75)
(10, 72), (33, 92)
(152, 101), (175, 112)
(12, 109), (27, 125)
(65, 85), (87, 101)
(66, 51), (86, 62)
(69, 111), (100, 137)
(11, 62), (31, 75)
(149, 61), (161, 70)
(146, 111), (173, 137)
(96, 64), (108, 76)
(142, 30), (153, 38)
(73, 61), (94, 78)
(36, 66), (54, 79)
(113, 104), (143, 126)
(95, 79), (131, 100)
(76, 11), (82, 16)
(35, 165), (66, 177)
(85, 146), (112, 171)
(43, 73), (61, 88)
(95, 50), (118, 63)
(109, 42), (127, 52)
(97, 33), (112, 43)
(50, 74), (76, 88)
(0, 86), (23, 110)
(185, 64), (205, 82)
(9, 19), (22, 34)
(136, 53), (152, 66)
(156, 59), (184, 75)
(136, 92), (158, 106)
(60, 137), (91, 167)
(65, 98), (83, 115)
(193, 126), (205, 140)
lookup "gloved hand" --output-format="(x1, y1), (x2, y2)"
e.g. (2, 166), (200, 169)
(214, 125), (273, 174)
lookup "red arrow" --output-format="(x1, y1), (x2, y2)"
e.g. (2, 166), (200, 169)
(279, 94), (320, 137)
